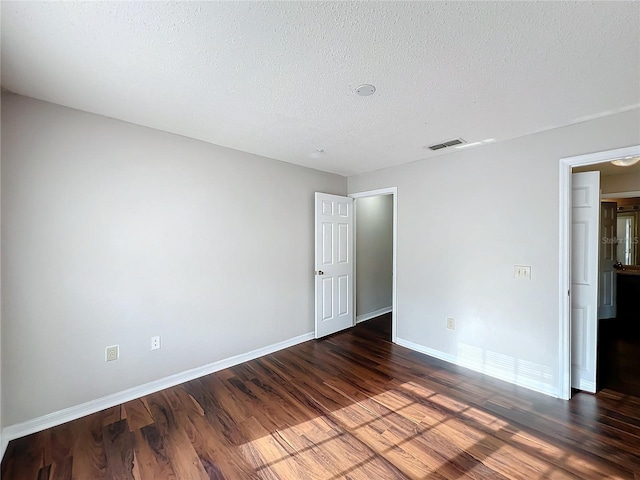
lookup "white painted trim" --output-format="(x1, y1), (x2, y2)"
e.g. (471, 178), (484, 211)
(559, 145), (640, 400)
(396, 337), (457, 364)
(559, 160), (572, 400)
(396, 338), (558, 398)
(391, 190), (398, 343)
(351, 197), (359, 329)
(349, 187), (395, 199)
(1, 332), (314, 446)
(356, 306), (392, 324)
(349, 187), (398, 342)
(601, 190), (640, 199)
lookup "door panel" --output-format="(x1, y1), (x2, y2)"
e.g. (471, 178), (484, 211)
(599, 202), (617, 319)
(571, 172), (600, 392)
(315, 193), (354, 338)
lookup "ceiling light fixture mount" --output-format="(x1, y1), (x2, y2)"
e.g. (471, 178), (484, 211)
(610, 156), (640, 167)
(355, 84), (376, 96)
(310, 149), (327, 159)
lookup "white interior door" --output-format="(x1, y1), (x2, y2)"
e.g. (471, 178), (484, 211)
(571, 171), (600, 392)
(598, 202), (617, 319)
(315, 193), (354, 338)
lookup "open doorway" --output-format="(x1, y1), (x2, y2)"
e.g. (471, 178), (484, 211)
(559, 145), (640, 400)
(350, 188), (398, 342)
(574, 163), (640, 396)
(597, 195), (640, 396)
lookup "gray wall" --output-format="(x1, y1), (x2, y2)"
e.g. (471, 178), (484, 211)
(348, 108), (640, 396)
(1, 93), (346, 426)
(601, 171), (640, 194)
(355, 195), (393, 319)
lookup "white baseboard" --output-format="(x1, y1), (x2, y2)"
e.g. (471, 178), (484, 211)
(395, 337), (558, 398)
(1, 331), (314, 452)
(356, 306), (392, 324)
(395, 338), (457, 364)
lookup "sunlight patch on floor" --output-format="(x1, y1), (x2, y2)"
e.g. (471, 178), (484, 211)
(239, 418), (351, 477)
(236, 378), (622, 479)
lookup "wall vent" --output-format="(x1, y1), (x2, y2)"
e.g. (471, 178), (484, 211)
(426, 138), (466, 151)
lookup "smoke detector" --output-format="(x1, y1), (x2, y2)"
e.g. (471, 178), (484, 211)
(356, 84), (376, 96)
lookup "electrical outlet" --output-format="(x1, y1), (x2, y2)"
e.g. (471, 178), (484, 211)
(447, 318), (455, 330)
(515, 265), (532, 279)
(151, 336), (161, 351)
(105, 345), (119, 362)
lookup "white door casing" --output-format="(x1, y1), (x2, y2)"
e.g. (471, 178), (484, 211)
(559, 145), (639, 401)
(350, 187), (398, 343)
(571, 171), (600, 392)
(598, 202), (617, 319)
(315, 193), (354, 338)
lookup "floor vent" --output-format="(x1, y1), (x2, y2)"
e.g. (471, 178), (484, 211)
(427, 138), (466, 151)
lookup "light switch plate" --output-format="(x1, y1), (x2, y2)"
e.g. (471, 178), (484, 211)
(515, 265), (532, 279)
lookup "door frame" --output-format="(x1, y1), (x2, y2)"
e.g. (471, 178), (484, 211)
(559, 145), (640, 400)
(349, 187), (398, 342)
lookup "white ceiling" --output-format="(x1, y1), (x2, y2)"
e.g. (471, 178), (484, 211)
(2, 2), (639, 176)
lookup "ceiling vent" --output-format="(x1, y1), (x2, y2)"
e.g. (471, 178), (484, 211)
(426, 138), (466, 151)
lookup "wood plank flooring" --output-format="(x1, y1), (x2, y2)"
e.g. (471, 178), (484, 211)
(599, 317), (640, 397)
(3, 314), (640, 479)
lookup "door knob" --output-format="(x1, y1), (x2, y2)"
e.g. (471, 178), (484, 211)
(315, 270), (324, 275)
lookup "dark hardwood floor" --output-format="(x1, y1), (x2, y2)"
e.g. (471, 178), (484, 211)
(598, 317), (640, 397)
(3, 313), (640, 479)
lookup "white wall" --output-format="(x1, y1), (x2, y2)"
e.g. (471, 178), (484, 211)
(348, 109), (640, 397)
(355, 195), (393, 319)
(1, 93), (346, 426)
(601, 171), (640, 194)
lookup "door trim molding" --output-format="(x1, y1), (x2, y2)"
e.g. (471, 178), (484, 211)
(350, 187), (398, 342)
(559, 145), (640, 400)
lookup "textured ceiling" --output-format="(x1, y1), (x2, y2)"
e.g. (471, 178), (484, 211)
(2, 1), (639, 176)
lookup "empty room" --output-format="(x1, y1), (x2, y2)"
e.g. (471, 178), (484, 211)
(1, 2), (640, 479)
